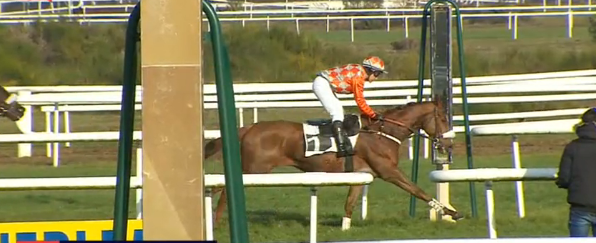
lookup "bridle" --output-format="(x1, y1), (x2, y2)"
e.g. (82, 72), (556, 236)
(360, 106), (455, 147)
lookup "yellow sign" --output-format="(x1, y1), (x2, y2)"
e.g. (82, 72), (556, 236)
(0, 220), (143, 243)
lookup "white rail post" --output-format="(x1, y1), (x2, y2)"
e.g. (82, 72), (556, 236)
(361, 184), (368, 220)
(511, 135), (525, 218)
(407, 95), (413, 160)
(567, 11), (573, 38)
(350, 18), (354, 42)
(46, 111), (52, 157)
(386, 12), (390, 32)
(404, 17), (409, 38)
(52, 102), (61, 167)
(512, 14), (518, 40)
(239, 107), (244, 127)
(64, 106), (71, 147)
(310, 187), (317, 243)
(205, 188), (214, 241)
(485, 180), (497, 239)
(136, 147), (143, 219)
(16, 90), (32, 158)
(423, 97), (430, 159)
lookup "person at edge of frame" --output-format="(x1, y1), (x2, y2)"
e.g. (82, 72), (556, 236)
(556, 107), (596, 237)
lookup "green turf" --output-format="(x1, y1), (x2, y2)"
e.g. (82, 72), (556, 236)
(0, 151), (571, 242)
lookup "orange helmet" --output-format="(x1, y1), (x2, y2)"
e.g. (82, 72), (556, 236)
(362, 56), (387, 74)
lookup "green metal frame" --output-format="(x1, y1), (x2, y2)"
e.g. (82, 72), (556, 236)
(111, 1), (250, 243)
(112, 2), (139, 240)
(409, 0), (478, 219)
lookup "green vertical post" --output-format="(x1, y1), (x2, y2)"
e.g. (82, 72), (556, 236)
(112, 2), (140, 240)
(452, 0), (479, 218)
(112, 1), (250, 242)
(410, 0), (478, 218)
(203, 1), (250, 243)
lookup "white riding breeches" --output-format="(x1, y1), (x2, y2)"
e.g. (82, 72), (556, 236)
(312, 76), (344, 122)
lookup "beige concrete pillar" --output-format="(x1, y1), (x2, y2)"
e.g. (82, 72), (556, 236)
(140, 0), (205, 240)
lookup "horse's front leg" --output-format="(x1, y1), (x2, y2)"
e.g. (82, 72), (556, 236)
(371, 158), (464, 221)
(342, 184), (364, 231)
(339, 155), (374, 231)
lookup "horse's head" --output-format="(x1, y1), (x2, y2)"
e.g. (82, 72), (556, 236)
(0, 87), (25, 121)
(380, 100), (454, 154)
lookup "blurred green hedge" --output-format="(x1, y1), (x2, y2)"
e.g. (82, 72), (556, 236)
(1, 21), (595, 91)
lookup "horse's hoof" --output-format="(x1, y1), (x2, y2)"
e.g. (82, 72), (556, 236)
(451, 212), (465, 221)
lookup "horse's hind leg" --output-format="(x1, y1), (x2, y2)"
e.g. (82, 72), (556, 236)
(214, 188), (228, 226)
(375, 165), (463, 220)
(342, 185), (364, 231)
(212, 159), (277, 227)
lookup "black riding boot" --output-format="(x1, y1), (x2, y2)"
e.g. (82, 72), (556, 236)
(331, 120), (354, 157)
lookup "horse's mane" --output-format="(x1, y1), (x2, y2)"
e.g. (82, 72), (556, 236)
(394, 102), (418, 110)
(379, 101), (438, 117)
(384, 102), (422, 114)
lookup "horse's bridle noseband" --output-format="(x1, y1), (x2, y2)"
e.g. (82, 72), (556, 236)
(361, 107), (455, 146)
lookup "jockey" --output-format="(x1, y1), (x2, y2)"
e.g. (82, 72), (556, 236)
(312, 56), (387, 157)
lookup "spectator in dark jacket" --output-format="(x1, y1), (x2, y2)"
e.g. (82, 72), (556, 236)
(556, 107), (596, 237)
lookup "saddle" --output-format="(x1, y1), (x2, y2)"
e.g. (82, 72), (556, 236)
(305, 114), (360, 137)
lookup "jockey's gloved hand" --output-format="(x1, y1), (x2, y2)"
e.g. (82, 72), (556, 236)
(374, 113), (384, 120)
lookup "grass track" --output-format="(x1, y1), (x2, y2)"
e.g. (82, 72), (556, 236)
(0, 152), (570, 242)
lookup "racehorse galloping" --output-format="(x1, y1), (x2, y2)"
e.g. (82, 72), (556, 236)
(0, 85), (25, 121)
(204, 100), (464, 227)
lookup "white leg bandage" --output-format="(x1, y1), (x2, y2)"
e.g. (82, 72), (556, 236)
(312, 76), (344, 122)
(428, 198), (445, 214)
(341, 217), (351, 231)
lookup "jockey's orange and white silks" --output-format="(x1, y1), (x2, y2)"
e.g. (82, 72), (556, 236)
(313, 76), (345, 121)
(315, 64), (375, 118)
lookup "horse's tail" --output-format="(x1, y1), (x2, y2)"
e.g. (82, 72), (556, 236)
(204, 124), (254, 160)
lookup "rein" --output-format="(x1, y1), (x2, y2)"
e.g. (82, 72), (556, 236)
(359, 107), (453, 145)
(360, 117), (412, 145)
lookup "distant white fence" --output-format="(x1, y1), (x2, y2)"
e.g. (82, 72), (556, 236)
(0, 130), (223, 167)
(204, 5), (596, 40)
(0, 4), (595, 40)
(5, 69), (596, 166)
(429, 168), (559, 239)
(0, 169), (374, 243)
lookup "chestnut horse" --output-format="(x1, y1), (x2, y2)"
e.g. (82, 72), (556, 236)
(204, 100), (464, 229)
